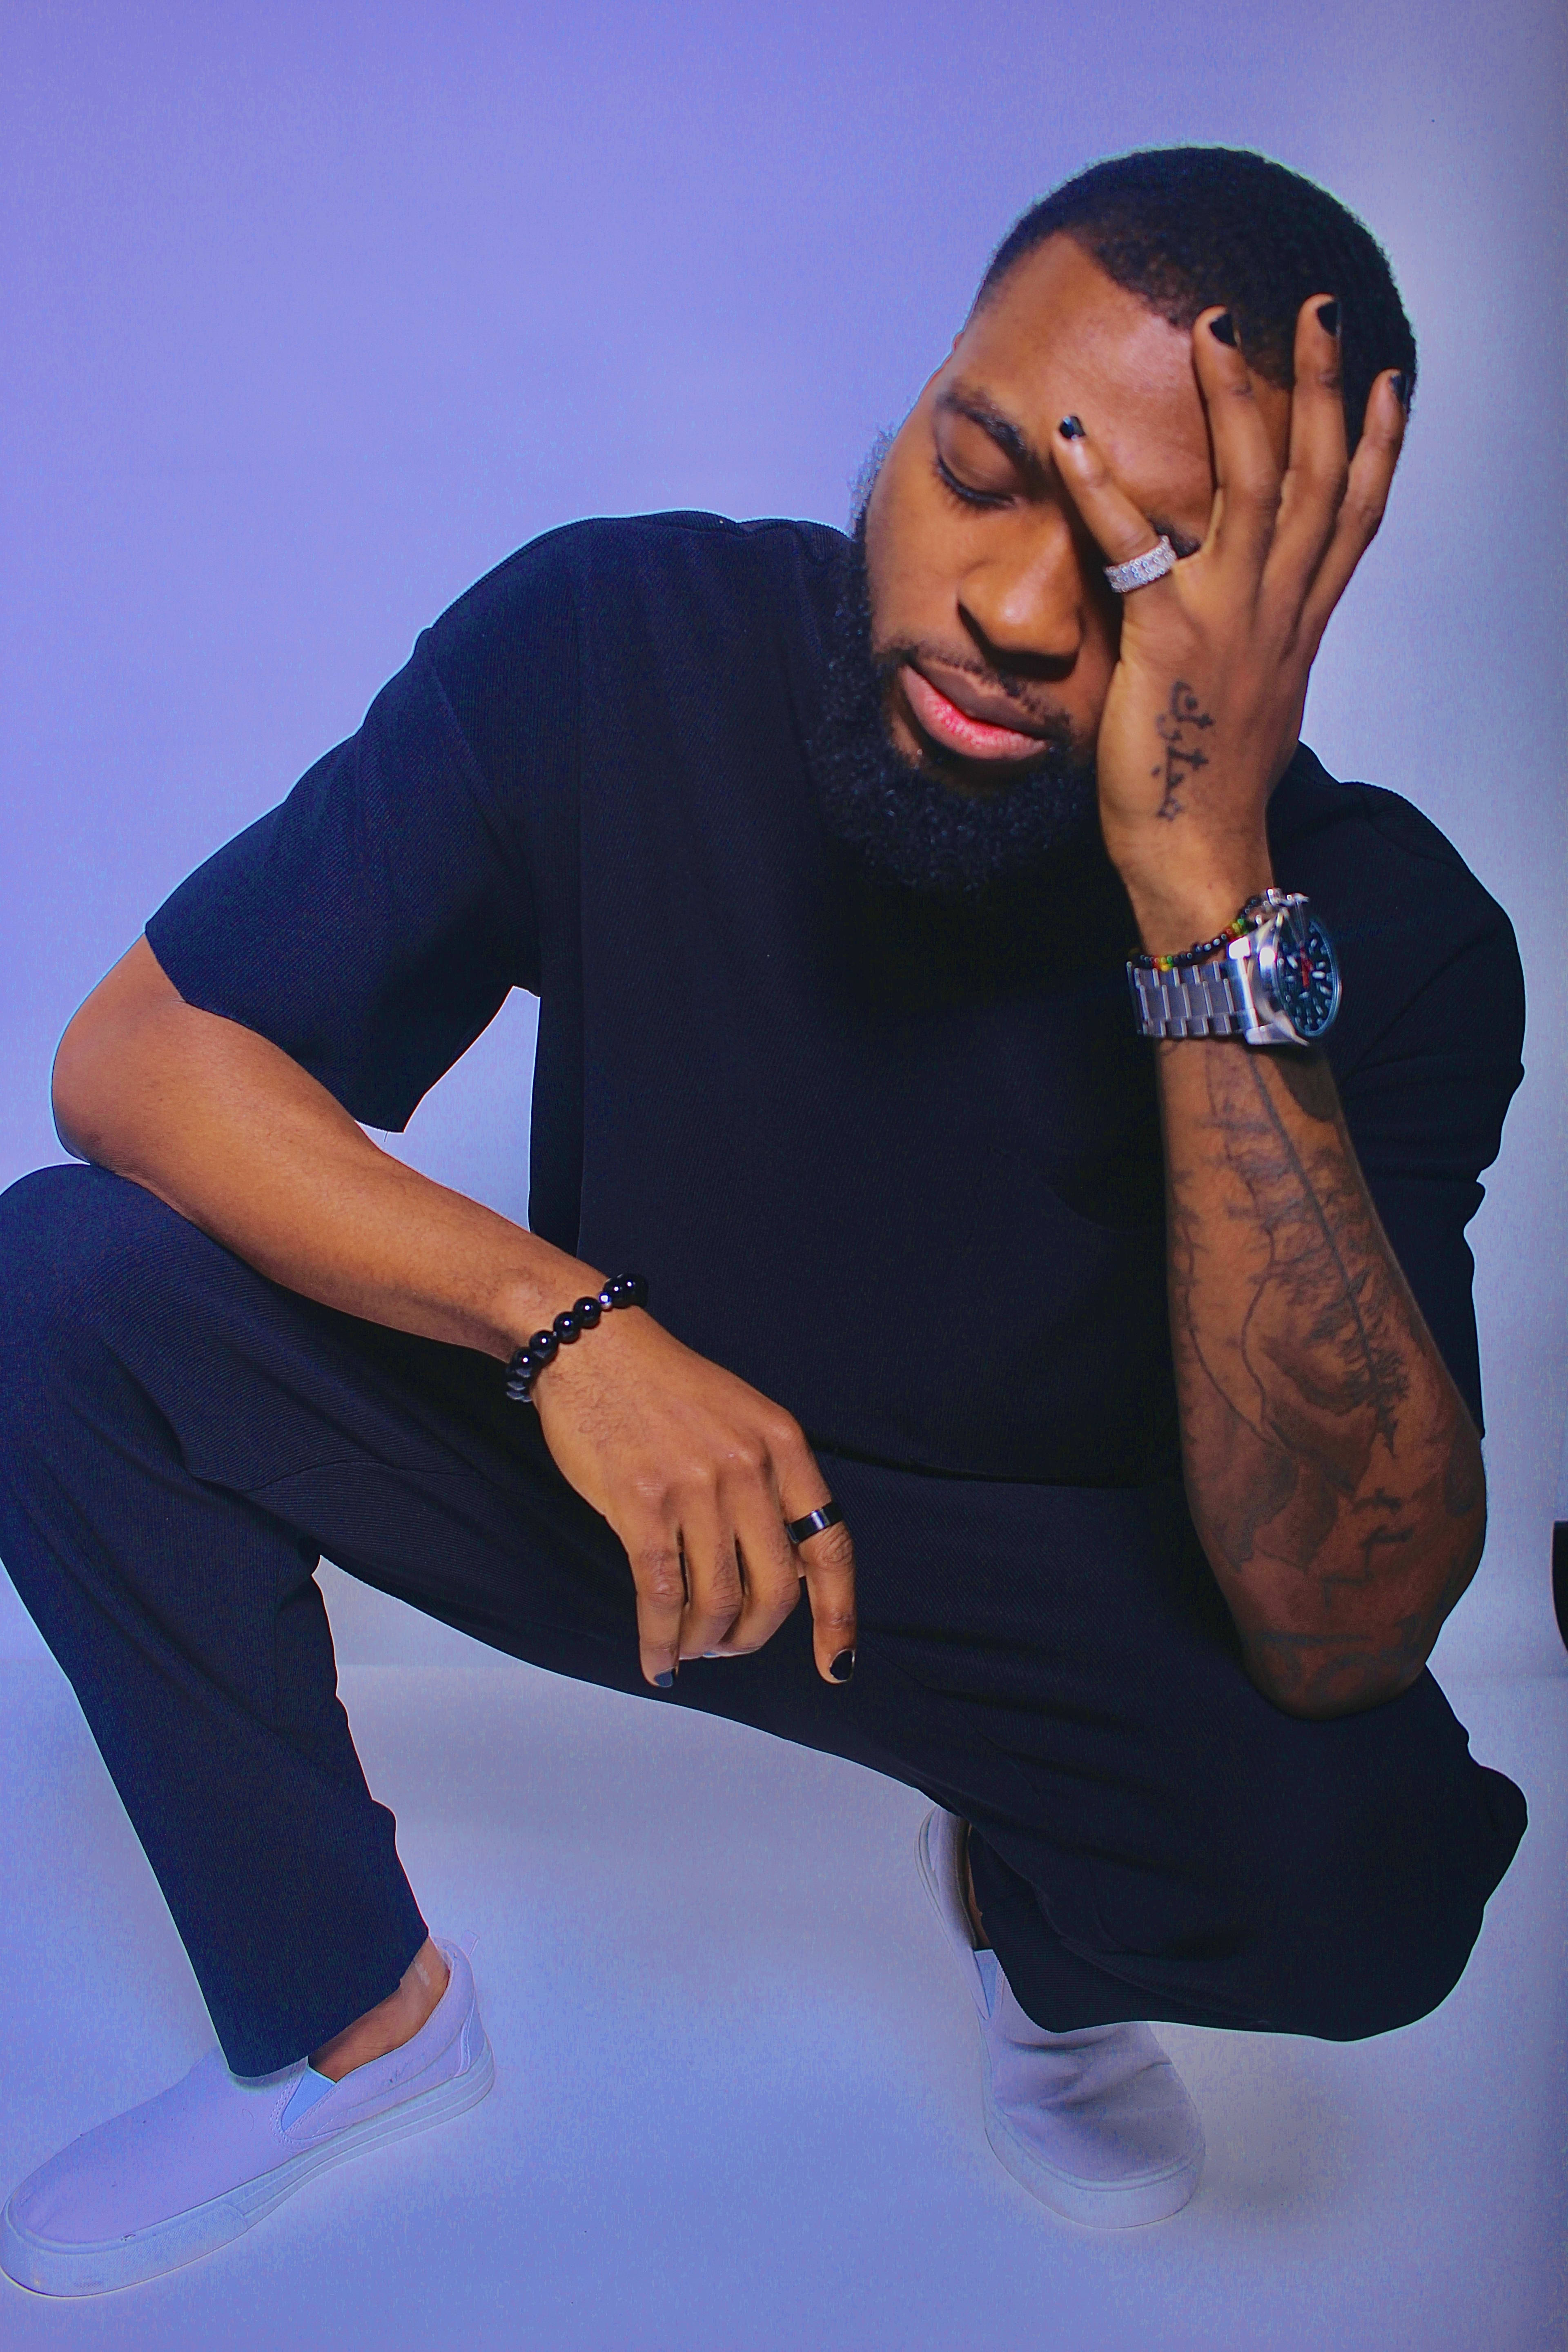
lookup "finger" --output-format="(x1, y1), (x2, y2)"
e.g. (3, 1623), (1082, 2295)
(1189, 306), (1283, 568)
(1298, 368), (1409, 650)
(797, 1514), (859, 1684)
(704, 1485), (802, 1657)
(1051, 414), (1183, 594)
(674, 1493), (746, 1660)
(628, 1512), (687, 1688)
(1269, 295), (1351, 592)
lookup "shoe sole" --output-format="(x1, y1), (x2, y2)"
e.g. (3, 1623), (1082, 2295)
(915, 1811), (1203, 2230)
(0, 2025), (495, 2297)
(979, 2059), (1203, 2229)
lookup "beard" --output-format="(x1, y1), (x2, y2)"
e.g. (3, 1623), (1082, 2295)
(808, 506), (1099, 896)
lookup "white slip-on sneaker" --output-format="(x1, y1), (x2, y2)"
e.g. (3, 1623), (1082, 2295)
(1, 1937), (493, 2297)
(916, 1809), (1204, 2227)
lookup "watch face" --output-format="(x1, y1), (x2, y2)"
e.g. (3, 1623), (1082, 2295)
(1272, 911), (1341, 1039)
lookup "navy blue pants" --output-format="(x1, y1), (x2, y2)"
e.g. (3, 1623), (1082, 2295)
(0, 1166), (1527, 2076)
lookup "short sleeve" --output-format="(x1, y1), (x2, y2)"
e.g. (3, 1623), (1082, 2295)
(1336, 908), (1525, 1436)
(146, 616), (557, 1134)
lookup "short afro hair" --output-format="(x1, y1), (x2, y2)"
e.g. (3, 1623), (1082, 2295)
(976, 147), (1415, 444)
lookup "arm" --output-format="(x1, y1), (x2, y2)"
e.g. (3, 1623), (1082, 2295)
(1054, 296), (1481, 1716)
(55, 935), (612, 1361)
(1156, 1037), (1483, 1717)
(53, 935), (857, 1686)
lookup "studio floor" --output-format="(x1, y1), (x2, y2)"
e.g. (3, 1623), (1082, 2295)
(0, 1573), (1563, 2352)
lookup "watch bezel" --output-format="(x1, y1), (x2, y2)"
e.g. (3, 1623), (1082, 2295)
(1238, 901), (1341, 1046)
(1260, 903), (1345, 1044)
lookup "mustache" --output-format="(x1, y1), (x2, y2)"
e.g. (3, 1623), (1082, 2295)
(806, 492), (1099, 895)
(873, 645), (1078, 752)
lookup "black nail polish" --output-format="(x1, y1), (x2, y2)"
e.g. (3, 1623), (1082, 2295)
(1316, 300), (1340, 336)
(654, 1669), (675, 1688)
(830, 1649), (855, 1683)
(1208, 312), (1237, 347)
(1057, 414), (1085, 441)
(1390, 372), (1410, 409)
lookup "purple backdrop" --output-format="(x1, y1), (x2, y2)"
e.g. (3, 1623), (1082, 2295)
(1, 0), (1563, 1671)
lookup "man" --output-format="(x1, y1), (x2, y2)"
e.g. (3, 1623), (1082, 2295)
(0, 146), (1527, 2292)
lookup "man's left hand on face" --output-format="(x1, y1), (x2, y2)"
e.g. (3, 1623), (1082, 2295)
(1054, 295), (1409, 957)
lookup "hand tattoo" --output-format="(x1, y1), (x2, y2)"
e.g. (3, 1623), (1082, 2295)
(1151, 680), (1214, 821)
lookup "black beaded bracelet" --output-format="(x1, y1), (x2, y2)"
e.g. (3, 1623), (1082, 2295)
(503, 1273), (648, 1406)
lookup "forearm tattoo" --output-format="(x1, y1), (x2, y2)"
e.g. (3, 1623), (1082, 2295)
(1163, 1043), (1486, 1715)
(1152, 681), (1214, 821)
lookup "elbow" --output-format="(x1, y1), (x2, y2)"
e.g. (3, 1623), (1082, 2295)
(51, 1020), (101, 1165)
(1246, 1659), (1424, 1721)
(49, 935), (184, 1171)
(1240, 1523), (1486, 1724)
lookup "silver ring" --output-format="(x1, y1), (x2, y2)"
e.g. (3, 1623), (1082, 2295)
(786, 1499), (844, 1546)
(1103, 536), (1176, 595)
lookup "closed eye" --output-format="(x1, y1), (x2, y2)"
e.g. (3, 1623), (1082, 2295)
(933, 451), (1011, 511)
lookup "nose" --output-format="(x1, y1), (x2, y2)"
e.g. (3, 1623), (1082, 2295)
(956, 513), (1088, 672)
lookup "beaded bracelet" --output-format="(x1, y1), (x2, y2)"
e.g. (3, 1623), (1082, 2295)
(1130, 891), (1278, 977)
(503, 1273), (648, 1405)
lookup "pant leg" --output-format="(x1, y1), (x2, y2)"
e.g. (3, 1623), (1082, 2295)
(795, 1458), (1529, 2042)
(0, 1167), (1528, 2070)
(0, 1165), (638, 2072)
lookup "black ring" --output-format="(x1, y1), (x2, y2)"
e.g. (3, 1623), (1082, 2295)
(785, 1499), (845, 1546)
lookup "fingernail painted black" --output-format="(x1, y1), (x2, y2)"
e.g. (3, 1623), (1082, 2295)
(830, 1649), (856, 1683)
(1057, 414), (1085, 441)
(1316, 300), (1340, 336)
(654, 1669), (675, 1688)
(1390, 372), (1410, 409)
(1209, 312), (1237, 347)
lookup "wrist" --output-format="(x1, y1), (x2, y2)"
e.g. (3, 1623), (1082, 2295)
(1110, 838), (1275, 960)
(503, 1271), (649, 1406)
(490, 1251), (607, 1361)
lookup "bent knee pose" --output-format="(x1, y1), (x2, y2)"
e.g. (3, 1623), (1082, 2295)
(0, 147), (1528, 2294)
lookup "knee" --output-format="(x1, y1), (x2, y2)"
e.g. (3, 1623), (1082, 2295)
(1243, 1688), (1523, 2039)
(0, 1165), (199, 1412)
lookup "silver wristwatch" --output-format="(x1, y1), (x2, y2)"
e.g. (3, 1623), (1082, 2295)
(1127, 890), (1342, 1047)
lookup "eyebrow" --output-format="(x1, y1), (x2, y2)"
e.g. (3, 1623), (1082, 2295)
(936, 383), (1047, 478)
(937, 378), (1203, 557)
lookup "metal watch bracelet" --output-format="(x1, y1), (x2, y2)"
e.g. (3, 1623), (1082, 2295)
(1126, 889), (1341, 1048)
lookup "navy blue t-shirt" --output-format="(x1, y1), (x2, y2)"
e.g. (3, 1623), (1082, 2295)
(146, 513), (1524, 1479)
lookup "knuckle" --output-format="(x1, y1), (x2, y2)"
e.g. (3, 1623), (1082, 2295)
(753, 1575), (802, 1621)
(768, 1410), (808, 1459)
(704, 1560), (743, 1611)
(813, 1602), (859, 1635)
(720, 1439), (766, 1482)
(809, 1523), (857, 1568)
(637, 1556), (685, 1608)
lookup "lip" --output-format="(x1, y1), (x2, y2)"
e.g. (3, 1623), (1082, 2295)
(901, 664), (1051, 764)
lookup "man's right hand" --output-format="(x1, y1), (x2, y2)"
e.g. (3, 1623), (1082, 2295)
(54, 937), (857, 1699)
(532, 1308), (858, 1688)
